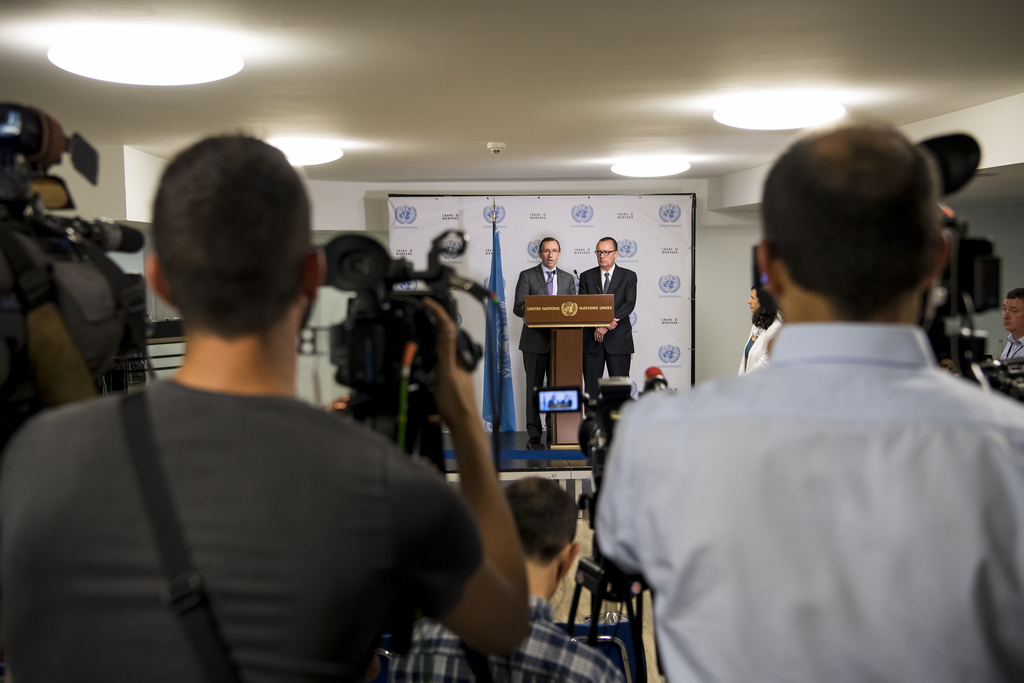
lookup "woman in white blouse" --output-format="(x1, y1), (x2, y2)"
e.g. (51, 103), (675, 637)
(738, 286), (783, 375)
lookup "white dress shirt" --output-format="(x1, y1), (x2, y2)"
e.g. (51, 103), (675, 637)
(1001, 332), (1024, 359)
(598, 323), (1024, 683)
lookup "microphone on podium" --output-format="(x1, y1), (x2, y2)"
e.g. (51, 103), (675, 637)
(643, 366), (669, 393)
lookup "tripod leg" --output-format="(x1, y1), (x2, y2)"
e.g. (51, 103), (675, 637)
(566, 580), (584, 636)
(589, 581), (602, 647)
(626, 594), (647, 683)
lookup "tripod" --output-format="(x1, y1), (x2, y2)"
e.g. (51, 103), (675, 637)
(565, 492), (651, 683)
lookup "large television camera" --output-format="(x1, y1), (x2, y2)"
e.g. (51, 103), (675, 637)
(323, 230), (489, 470)
(0, 104), (147, 446)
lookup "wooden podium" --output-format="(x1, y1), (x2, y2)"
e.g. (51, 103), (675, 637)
(524, 294), (614, 447)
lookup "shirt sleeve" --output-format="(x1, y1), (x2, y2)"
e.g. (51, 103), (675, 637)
(595, 401), (644, 575)
(387, 456), (483, 618)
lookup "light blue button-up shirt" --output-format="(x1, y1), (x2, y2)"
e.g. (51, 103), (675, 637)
(599, 323), (1024, 683)
(1002, 332), (1024, 359)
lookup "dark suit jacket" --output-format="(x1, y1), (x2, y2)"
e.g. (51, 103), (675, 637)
(513, 265), (576, 353)
(579, 265), (637, 355)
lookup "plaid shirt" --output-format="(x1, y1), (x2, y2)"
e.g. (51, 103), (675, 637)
(389, 596), (625, 683)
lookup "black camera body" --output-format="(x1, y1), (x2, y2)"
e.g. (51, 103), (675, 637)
(0, 104), (147, 446)
(324, 230), (485, 466)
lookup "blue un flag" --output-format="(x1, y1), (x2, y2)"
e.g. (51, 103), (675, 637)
(482, 230), (517, 431)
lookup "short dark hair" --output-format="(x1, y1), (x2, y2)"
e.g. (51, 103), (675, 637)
(505, 478), (577, 563)
(596, 237), (618, 251)
(752, 286), (779, 330)
(762, 124), (941, 320)
(539, 237), (560, 251)
(1007, 288), (1024, 302)
(153, 136), (310, 337)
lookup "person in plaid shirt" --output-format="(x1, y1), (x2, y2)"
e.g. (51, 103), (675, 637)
(390, 478), (625, 683)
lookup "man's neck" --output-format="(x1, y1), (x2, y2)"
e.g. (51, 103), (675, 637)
(778, 284), (922, 325)
(525, 560), (560, 601)
(600, 264), (613, 273)
(174, 320), (299, 397)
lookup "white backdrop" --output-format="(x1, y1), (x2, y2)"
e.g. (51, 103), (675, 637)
(388, 194), (694, 431)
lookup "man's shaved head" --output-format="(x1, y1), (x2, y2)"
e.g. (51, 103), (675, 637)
(762, 124), (941, 320)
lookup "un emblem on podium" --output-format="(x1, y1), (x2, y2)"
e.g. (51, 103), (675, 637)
(659, 344), (681, 364)
(571, 204), (594, 223)
(659, 204), (682, 223)
(394, 205), (417, 224)
(560, 301), (579, 317)
(659, 274), (681, 293)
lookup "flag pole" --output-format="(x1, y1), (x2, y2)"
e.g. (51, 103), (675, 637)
(491, 198), (501, 471)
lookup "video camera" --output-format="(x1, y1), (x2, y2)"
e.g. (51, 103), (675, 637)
(323, 229), (488, 470)
(0, 104), (147, 446)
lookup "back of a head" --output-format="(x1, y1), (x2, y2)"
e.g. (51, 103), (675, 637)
(762, 124), (941, 320)
(152, 136), (310, 337)
(505, 478), (577, 564)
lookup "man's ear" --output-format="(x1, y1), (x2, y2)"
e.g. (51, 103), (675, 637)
(757, 239), (791, 300)
(928, 232), (951, 285)
(556, 542), (581, 582)
(145, 253), (174, 306)
(302, 248), (326, 303)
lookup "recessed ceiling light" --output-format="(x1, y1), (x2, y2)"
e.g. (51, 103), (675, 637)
(268, 138), (345, 166)
(713, 93), (846, 130)
(47, 27), (244, 86)
(610, 156), (691, 177)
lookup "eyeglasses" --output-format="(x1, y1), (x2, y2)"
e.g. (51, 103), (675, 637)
(539, 249), (560, 255)
(595, 250), (617, 256)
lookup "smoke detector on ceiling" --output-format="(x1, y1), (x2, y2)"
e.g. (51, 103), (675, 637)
(487, 142), (506, 155)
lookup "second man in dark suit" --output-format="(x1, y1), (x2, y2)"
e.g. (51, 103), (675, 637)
(580, 237), (637, 400)
(513, 237), (576, 445)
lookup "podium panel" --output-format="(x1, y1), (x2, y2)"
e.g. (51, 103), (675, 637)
(524, 295), (612, 447)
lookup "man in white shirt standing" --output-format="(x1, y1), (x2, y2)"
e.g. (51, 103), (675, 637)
(1001, 288), (1024, 359)
(597, 124), (1024, 683)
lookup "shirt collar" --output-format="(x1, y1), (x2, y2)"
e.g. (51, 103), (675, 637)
(1007, 332), (1024, 345)
(600, 264), (615, 281)
(529, 595), (554, 624)
(770, 323), (936, 369)
(542, 265), (557, 277)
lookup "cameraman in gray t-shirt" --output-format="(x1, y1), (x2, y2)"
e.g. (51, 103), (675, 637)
(0, 136), (529, 681)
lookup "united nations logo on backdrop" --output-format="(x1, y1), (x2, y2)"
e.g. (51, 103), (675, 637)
(456, 312), (463, 327)
(527, 240), (541, 259)
(658, 274), (681, 294)
(483, 275), (507, 292)
(440, 239), (461, 261)
(394, 205), (418, 225)
(394, 280), (417, 291)
(483, 205), (506, 224)
(659, 203), (682, 223)
(629, 311), (637, 327)
(630, 381), (638, 398)
(659, 344), (681, 364)
(571, 204), (594, 224)
(618, 238), (638, 259)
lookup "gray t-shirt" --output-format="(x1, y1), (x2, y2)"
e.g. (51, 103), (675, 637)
(0, 381), (482, 682)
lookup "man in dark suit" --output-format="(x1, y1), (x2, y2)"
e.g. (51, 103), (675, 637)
(513, 237), (576, 445)
(579, 237), (637, 400)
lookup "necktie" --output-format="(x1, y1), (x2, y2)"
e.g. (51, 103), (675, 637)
(603, 272), (610, 294)
(546, 270), (554, 295)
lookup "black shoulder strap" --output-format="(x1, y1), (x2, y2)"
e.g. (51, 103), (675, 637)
(120, 391), (243, 683)
(0, 220), (53, 310)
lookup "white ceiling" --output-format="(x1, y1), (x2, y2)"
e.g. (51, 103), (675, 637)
(2, 0), (1024, 188)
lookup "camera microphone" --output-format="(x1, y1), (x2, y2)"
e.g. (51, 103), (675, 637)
(643, 366), (669, 393)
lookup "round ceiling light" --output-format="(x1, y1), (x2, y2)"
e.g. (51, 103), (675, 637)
(268, 138), (345, 166)
(610, 156), (691, 177)
(713, 93), (846, 130)
(47, 27), (244, 86)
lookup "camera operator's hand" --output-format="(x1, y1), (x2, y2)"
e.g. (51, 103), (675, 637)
(422, 298), (530, 654)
